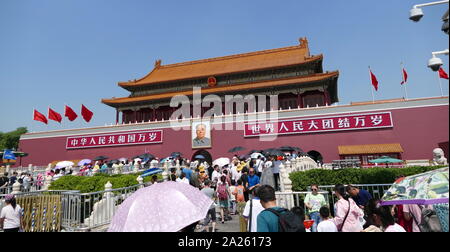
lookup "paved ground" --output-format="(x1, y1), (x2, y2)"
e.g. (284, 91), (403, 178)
(198, 207), (241, 232)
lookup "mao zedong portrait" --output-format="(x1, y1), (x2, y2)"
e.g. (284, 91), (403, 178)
(192, 123), (211, 148)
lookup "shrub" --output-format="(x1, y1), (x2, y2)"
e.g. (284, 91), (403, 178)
(290, 166), (445, 191)
(48, 173), (161, 193)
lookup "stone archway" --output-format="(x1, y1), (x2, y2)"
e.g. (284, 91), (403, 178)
(307, 150), (323, 164)
(191, 149), (213, 166)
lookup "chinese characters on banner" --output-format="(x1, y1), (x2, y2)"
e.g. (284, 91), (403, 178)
(66, 130), (163, 149)
(244, 112), (393, 137)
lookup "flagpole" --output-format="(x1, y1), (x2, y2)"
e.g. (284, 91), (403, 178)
(400, 62), (408, 100)
(438, 71), (444, 97)
(369, 66), (375, 103)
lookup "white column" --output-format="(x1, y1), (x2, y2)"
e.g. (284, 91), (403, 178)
(162, 160), (169, 181)
(12, 181), (22, 194)
(43, 165), (53, 191)
(137, 176), (144, 188)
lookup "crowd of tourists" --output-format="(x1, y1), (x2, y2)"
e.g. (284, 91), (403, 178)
(1, 152), (447, 233)
(0, 171), (42, 193)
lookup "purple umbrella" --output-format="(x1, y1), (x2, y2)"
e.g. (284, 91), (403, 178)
(108, 181), (212, 232)
(78, 159), (92, 166)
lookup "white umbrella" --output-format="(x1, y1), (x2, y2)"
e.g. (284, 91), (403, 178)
(55, 161), (74, 169)
(134, 158), (142, 162)
(118, 158), (128, 162)
(213, 157), (230, 168)
(250, 153), (264, 159)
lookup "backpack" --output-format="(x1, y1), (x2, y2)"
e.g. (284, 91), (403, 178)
(235, 186), (245, 202)
(264, 208), (306, 232)
(412, 207), (442, 232)
(217, 184), (228, 200)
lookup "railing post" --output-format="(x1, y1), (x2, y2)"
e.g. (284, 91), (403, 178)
(137, 176), (144, 188)
(162, 160), (169, 181)
(133, 161), (140, 173)
(279, 160), (294, 209)
(11, 181), (22, 194)
(43, 166), (53, 191)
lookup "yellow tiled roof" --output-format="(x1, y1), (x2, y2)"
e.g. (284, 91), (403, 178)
(338, 143), (404, 155)
(119, 38), (314, 87)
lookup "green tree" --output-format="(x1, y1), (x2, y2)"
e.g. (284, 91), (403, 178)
(0, 127), (28, 150)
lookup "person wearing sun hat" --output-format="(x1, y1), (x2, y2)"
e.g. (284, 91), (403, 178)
(0, 194), (24, 232)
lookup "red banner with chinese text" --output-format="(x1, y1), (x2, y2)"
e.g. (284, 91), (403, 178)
(66, 130), (163, 149)
(244, 112), (393, 137)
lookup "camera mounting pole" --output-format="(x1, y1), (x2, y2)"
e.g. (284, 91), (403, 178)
(413, 0), (449, 9)
(432, 49), (450, 57)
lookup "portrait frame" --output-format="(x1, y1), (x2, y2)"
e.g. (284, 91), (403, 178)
(191, 120), (212, 149)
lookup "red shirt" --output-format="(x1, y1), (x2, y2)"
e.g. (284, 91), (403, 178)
(396, 205), (413, 232)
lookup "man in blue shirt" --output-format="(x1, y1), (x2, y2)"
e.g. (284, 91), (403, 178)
(256, 185), (283, 232)
(346, 185), (373, 209)
(246, 168), (260, 192)
(182, 167), (193, 181)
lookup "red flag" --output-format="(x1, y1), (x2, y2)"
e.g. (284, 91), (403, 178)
(48, 108), (62, 123)
(64, 105), (78, 121)
(370, 70), (379, 91)
(439, 67), (449, 79)
(81, 104), (93, 122)
(33, 109), (48, 124)
(401, 68), (408, 85)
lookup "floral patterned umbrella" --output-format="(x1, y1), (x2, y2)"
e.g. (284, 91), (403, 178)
(381, 167), (449, 206)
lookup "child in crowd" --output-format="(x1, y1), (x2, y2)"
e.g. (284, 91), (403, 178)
(317, 206), (338, 232)
(235, 179), (247, 232)
(229, 179), (237, 215)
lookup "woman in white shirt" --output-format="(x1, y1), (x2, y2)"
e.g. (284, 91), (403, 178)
(0, 194), (23, 232)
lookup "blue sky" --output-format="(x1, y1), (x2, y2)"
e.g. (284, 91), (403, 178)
(0, 0), (448, 133)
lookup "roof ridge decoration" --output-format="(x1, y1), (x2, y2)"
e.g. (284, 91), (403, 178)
(159, 41), (309, 69)
(155, 59), (162, 69)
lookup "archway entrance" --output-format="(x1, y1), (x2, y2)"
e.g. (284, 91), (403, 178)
(307, 150), (323, 164)
(191, 149), (213, 166)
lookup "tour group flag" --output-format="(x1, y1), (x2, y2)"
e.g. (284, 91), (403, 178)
(370, 69), (379, 91)
(439, 67), (449, 79)
(65, 105), (78, 121)
(401, 68), (408, 85)
(33, 109), (48, 124)
(81, 104), (93, 122)
(2, 149), (16, 160)
(48, 107), (62, 123)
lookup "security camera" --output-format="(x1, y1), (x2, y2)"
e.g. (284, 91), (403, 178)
(442, 19), (449, 34)
(428, 56), (444, 71)
(410, 7), (424, 22)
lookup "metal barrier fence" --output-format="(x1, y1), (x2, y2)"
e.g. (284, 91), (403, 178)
(0, 181), (44, 195)
(317, 184), (392, 215)
(2, 182), (392, 232)
(60, 182), (152, 231)
(0, 182), (151, 232)
(0, 190), (77, 232)
(275, 191), (330, 211)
